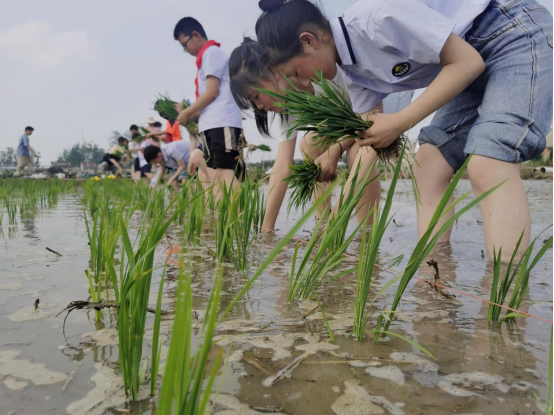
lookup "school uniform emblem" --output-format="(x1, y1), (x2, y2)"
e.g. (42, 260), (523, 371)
(392, 62), (410, 77)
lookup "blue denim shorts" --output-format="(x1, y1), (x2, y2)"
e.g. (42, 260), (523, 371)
(418, 0), (553, 171)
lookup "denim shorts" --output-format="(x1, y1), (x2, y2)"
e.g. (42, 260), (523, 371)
(418, 0), (553, 171)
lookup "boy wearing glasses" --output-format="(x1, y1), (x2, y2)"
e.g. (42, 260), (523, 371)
(173, 17), (243, 191)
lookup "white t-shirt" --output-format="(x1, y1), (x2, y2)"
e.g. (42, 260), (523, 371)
(162, 141), (190, 169)
(329, 0), (489, 112)
(128, 140), (140, 159)
(197, 46), (243, 132)
(278, 65), (413, 142)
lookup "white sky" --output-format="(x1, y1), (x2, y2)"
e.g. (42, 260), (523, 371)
(0, 0), (552, 165)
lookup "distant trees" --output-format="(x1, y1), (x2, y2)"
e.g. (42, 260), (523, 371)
(58, 143), (105, 166)
(0, 147), (17, 166)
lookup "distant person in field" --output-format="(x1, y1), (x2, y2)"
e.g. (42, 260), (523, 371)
(15, 126), (37, 176)
(144, 141), (191, 189)
(128, 126), (143, 182)
(147, 104), (183, 144)
(98, 137), (128, 174)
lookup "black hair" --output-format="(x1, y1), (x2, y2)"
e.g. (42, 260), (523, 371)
(153, 121), (162, 128)
(130, 124), (139, 131)
(229, 37), (275, 136)
(117, 136), (128, 145)
(131, 132), (141, 140)
(173, 17), (207, 41)
(25, 126), (34, 132)
(256, 0), (330, 65)
(144, 145), (162, 163)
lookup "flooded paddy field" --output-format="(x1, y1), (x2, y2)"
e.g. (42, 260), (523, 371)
(0, 179), (552, 415)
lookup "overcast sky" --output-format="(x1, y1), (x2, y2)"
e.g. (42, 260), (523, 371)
(1, 0), (551, 166)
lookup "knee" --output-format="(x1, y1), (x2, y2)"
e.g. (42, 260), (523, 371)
(467, 156), (500, 193)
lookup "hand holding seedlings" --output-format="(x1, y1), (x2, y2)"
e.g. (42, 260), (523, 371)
(356, 112), (407, 149)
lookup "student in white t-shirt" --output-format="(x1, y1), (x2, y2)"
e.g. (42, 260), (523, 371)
(254, 0), (553, 258)
(172, 17), (243, 193)
(229, 38), (413, 233)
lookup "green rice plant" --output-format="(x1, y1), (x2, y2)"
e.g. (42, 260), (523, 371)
(184, 182), (206, 245)
(353, 145), (405, 340)
(546, 327), (554, 415)
(488, 233), (553, 326)
(157, 184), (335, 412)
(221, 181), (338, 319)
(258, 72), (405, 163)
(228, 179), (266, 270)
(212, 182), (234, 262)
(106, 198), (182, 400)
(288, 163), (372, 301)
(284, 155), (322, 214)
(150, 264), (166, 396)
(374, 154), (505, 339)
(157, 259), (223, 414)
(5, 198), (16, 225)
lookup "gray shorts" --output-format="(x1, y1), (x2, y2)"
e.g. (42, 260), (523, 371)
(418, 0), (552, 171)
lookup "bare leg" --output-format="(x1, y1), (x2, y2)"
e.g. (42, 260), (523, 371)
(413, 144), (455, 242)
(190, 149), (215, 191)
(468, 156), (530, 257)
(334, 145), (381, 225)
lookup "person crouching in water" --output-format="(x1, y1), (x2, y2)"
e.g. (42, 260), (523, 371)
(143, 140), (191, 190)
(98, 137), (128, 175)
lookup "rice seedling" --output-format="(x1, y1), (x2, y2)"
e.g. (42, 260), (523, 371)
(353, 145), (405, 340)
(284, 155), (322, 213)
(157, 259), (224, 414)
(150, 264), (166, 396)
(288, 162), (373, 301)
(105, 197), (182, 400)
(546, 327), (554, 415)
(488, 232), (553, 327)
(185, 193), (205, 244)
(157, 185), (332, 412)
(374, 154), (505, 339)
(257, 72), (406, 163)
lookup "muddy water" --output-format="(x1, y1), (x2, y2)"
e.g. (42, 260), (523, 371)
(0, 180), (552, 415)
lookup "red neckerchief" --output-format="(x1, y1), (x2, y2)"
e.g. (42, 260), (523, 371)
(195, 40), (221, 99)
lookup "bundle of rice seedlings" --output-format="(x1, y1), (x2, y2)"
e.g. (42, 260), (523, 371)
(154, 94), (199, 135)
(258, 72), (406, 163)
(284, 155), (322, 213)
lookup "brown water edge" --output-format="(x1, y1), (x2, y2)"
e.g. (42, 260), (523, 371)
(0, 180), (551, 415)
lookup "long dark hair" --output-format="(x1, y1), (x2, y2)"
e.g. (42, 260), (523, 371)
(229, 37), (275, 136)
(256, 0), (330, 65)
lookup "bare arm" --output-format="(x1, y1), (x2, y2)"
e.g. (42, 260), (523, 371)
(262, 138), (297, 232)
(359, 33), (484, 147)
(168, 159), (186, 185)
(316, 138), (356, 181)
(177, 76), (219, 125)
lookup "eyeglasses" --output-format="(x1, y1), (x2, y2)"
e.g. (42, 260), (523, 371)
(182, 37), (192, 53)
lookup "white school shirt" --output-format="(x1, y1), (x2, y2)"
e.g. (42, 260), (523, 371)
(197, 46), (243, 132)
(162, 141), (190, 169)
(278, 65), (414, 142)
(329, 0), (490, 113)
(128, 140), (140, 159)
